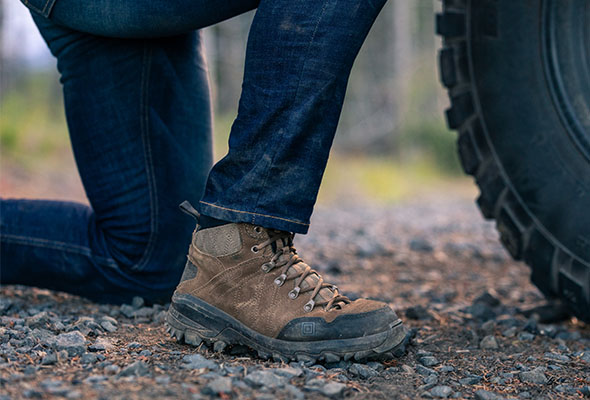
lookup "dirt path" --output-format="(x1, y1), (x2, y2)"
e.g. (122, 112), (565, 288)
(1, 195), (589, 399)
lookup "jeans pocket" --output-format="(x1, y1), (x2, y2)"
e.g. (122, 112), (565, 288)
(21, 0), (57, 18)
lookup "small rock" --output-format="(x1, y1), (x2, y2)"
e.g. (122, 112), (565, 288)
(244, 370), (286, 388)
(41, 352), (57, 365)
(26, 312), (51, 329)
(318, 382), (346, 397)
(419, 356), (440, 367)
(348, 363), (378, 379)
(543, 352), (569, 363)
(459, 375), (482, 385)
(155, 376), (170, 385)
(119, 304), (135, 318)
(80, 353), (98, 364)
(118, 361), (149, 377)
(430, 385), (453, 398)
(83, 375), (107, 384)
(409, 238), (434, 253)
(139, 350), (152, 357)
(202, 377), (232, 395)
(475, 390), (504, 400)
(127, 342), (141, 349)
(440, 366), (455, 373)
(405, 306), (432, 321)
(474, 292), (501, 307)
(182, 354), (219, 371)
(502, 327), (517, 337)
(273, 367), (303, 378)
(518, 332), (535, 341)
(416, 365), (437, 376)
(131, 296), (145, 309)
(519, 367), (547, 384)
(89, 338), (113, 352)
(53, 331), (87, 356)
(467, 303), (496, 321)
(100, 321), (117, 333)
(480, 335), (499, 350)
(104, 365), (120, 375)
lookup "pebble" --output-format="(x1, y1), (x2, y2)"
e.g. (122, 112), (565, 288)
(131, 297), (145, 309)
(519, 367), (547, 384)
(80, 353), (98, 364)
(244, 370), (287, 388)
(89, 338), (113, 352)
(518, 332), (535, 341)
(41, 352), (57, 365)
(182, 354), (219, 371)
(475, 390), (504, 400)
(543, 352), (569, 363)
(118, 361), (149, 377)
(459, 375), (482, 385)
(416, 365), (437, 376)
(53, 331), (87, 356)
(409, 238), (434, 253)
(202, 377), (232, 395)
(348, 363), (378, 379)
(405, 305), (432, 320)
(480, 335), (499, 350)
(502, 327), (517, 337)
(273, 366), (303, 379)
(440, 366), (455, 373)
(316, 381), (346, 397)
(100, 321), (117, 333)
(104, 365), (120, 375)
(430, 385), (453, 398)
(419, 356), (440, 367)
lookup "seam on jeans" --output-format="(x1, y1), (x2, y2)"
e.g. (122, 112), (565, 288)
(0, 234), (117, 266)
(199, 201), (310, 226)
(133, 43), (158, 271)
(250, 1), (329, 222)
(22, 0), (57, 17)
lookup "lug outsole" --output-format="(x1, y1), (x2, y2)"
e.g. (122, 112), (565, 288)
(164, 305), (410, 364)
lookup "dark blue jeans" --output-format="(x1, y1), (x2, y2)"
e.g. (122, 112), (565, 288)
(1, 0), (387, 303)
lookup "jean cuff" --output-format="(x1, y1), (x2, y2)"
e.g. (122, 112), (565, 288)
(198, 201), (310, 234)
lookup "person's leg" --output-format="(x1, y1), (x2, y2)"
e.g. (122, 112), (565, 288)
(0, 15), (213, 303)
(22, 0), (259, 38)
(166, 0), (407, 363)
(198, 0), (388, 233)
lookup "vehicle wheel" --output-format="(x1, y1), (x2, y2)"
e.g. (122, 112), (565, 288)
(436, 0), (590, 321)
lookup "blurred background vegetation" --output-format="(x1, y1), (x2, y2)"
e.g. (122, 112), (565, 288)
(0, 0), (472, 205)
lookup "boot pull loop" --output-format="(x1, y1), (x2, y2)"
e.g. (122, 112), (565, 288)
(179, 201), (201, 221)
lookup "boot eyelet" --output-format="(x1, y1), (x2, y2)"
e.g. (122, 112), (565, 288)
(303, 300), (315, 312)
(254, 226), (263, 233)
(251, 246), (259, 253)
(261, 262), (274, 273)
(288, 287), (300, 299)
(274, 274), (287, 286)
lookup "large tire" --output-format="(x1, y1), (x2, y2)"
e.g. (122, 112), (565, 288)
(436, 0), (590, 322)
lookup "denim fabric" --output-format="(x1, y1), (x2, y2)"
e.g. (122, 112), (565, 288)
(1, 0), (386, 302)
(198, 0), (387, 234)
(1, 14), (214, 303)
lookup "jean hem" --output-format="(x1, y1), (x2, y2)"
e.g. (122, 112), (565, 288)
(199, 201), (310, 234)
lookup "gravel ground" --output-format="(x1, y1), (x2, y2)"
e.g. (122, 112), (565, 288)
(1, 194), (589, 399)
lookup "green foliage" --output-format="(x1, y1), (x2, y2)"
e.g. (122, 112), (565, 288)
(0, 72), (69, 168)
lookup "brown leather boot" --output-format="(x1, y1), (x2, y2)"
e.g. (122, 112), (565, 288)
(166, 208), (406, 363)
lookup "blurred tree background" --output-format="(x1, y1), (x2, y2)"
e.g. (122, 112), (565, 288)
(1, 0), (470, 205)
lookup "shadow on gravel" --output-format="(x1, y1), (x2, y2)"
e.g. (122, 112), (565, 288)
(1, 197), (589, 399)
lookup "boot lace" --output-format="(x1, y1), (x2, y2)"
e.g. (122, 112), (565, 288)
(252, 230), (350, 312)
